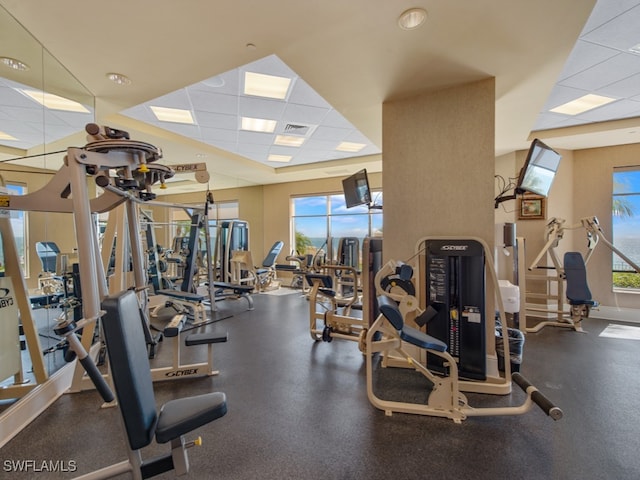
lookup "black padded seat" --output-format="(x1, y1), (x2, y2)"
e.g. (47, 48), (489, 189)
(564, 252), (599, 307)
(378, 295), (447, 352)
(157, 289), (205, 302)
(156, 392), (227, 444)
(185, 332), (229, 346)
(212, 282), (254, 293)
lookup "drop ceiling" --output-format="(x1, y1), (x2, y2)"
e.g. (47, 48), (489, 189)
(1, 0), (640, 194)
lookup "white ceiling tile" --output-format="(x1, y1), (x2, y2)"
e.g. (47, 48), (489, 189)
(598, 69), (640, 97)
(581, 0), (640, 35)
(199, 126), (238, 143)
(238, 130), (275, 146)
(238, 95), (287, 119)
(148, 88), (192, 110)
(194, 110), (237, 130)
(559, 52), (640, 91)
(556, 40), (619, 81)
(281, 103), (330, 125)
(190, 90), (237, 115)
(582, 4), (640, 51)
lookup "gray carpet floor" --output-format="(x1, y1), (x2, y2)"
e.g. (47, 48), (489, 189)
(2, 291), (639, 479)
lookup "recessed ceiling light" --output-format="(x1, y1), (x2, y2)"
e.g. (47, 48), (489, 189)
(550, 94), (617, 115)
(0, 130), (18, 140)
(274, 135), (305, 147)
(398, 8), (427, 30)
(106, 72), (131, 85)
(336, 141), (366, 153)
(18, 89), (90, 113)
(268, 154), (292, 162)
(1, 57), (29, 71)
(150, 106), (195, 124)
(244, 72), (292, 99)
(241, 116), (277, 133)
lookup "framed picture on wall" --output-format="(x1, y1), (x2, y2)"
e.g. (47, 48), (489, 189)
(518, 194), (546, 220)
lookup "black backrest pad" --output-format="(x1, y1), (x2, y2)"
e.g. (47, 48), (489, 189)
(102, 290), (158, 450)
(377, 295), (404, 331)
(564, 252), (592, 302)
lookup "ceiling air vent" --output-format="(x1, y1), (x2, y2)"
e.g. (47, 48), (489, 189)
(284, 123), (313, 136)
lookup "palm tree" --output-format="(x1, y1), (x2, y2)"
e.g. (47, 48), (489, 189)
(295, 231), (313, 254)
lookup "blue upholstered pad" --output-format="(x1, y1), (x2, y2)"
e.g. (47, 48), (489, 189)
(156, 392), (227, 444)
(377, 295), (448, 352)
(400, 325), (448, 352)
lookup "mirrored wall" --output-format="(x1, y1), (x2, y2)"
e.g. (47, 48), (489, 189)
(0, 3), (95, 401)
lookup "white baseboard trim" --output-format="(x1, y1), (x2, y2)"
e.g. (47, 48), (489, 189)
(589, 305), (640, 324)
(0, 360), (74, 449)
(524, 301), (640, 324)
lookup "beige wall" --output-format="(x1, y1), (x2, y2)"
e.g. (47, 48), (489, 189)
(382, 78), (496, 261)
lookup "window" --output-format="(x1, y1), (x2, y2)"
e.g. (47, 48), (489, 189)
(612, 168), (640, 290)
(0, 183), (28, 275)
(291, 191), (382, 264)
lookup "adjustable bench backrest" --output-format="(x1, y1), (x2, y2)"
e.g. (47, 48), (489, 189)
(102, 290), (158, 450)
(564, 252), (593, 304)
(262, 241), (284, 268)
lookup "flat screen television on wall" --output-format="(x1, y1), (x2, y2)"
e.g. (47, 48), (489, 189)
(342, 169), (371, 208)
(515, 138), (562, 197)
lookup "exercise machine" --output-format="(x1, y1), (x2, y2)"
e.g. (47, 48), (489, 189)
(74, 289), (227, 480)
(525, 216), (628, 332)
(365, 236), (563, 422)
(366, 295), (563, 423)
(306, 265), (366, 348)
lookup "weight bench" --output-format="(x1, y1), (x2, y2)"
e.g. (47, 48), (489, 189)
(212, 282), (254, 310)
(79, 289), (227, 480)
(149, 314), (228, 381)
(151, 289), (207, 325)
(564, 251), (599, 332)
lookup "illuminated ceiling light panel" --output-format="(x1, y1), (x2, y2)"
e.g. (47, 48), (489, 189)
(274, 135), (305, 147)
(150, 106), (195, 124)
(336, 141), (366, 152)
(0, 130), (17, 140)
(244, 72), (291, 99)
(19, 89), (90, 113)
(550, 94), (617, 115)
(268, 154), (292, 162)
(241, 116), (277, 133)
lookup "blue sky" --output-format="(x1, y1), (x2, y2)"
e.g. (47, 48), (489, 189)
(613, 171), (640, 238)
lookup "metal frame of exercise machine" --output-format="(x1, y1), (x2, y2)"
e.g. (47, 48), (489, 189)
(306, 264), (366, 348)
(366, 236), (563, 422)
(525, 215), (638, 333)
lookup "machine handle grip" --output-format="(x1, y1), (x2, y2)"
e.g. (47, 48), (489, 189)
(79, 355), (115, 403)
(64, 331), (115, 403)
(513, 372), (563, 421)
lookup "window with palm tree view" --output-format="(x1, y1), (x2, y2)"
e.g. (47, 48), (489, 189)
(612, 168), (640, 290)
(291, 191), (382, 265)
